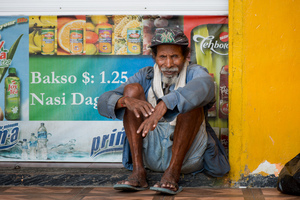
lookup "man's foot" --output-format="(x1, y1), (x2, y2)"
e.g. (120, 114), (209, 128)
(150, 182), (183, 195)
(150, 170), (182, 194)
(114, 173), (148, 191)
(152, 181), (180, 191)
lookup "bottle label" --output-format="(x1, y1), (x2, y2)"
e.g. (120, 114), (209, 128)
(7, 80), (19, 98)
(127, 28), (141, 55)
(29, 140), (37, 147)
(98, 28), (112, 54)
(38, 131), (47, 139)
(41, 28), (55, 55)
(70, 28), (84, 54)
(5, 76), (20, 120)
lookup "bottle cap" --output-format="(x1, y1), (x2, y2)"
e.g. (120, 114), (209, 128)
(8, 68), (16, 74)
(224, 65), (228, 72)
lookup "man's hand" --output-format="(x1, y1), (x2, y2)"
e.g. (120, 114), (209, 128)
(137, 101), (168, 137)
(118, 96), (154, 118)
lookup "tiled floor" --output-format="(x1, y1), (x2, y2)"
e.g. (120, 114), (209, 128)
(0, 187), (298, 200)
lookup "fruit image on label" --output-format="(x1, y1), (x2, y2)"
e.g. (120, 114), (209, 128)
(98, 28), (112, 54)
(70, 28), (83, 54)
(41, 29), (55, 55)
(127, 28), (141, 55)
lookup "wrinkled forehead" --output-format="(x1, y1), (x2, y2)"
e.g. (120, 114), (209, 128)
(156, 44), (184, 55)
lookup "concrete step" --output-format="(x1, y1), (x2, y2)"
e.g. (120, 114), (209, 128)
(0, 163), (278, 188)
(0, 166), (229, 187)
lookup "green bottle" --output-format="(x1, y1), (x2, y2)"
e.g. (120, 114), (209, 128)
(5, 68), (20, 120)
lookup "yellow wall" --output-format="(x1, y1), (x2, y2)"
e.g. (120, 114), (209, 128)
(229, 0), (300, 182)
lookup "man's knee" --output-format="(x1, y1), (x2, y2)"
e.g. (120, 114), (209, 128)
(177, 107), (204, 124)
(123, 83), (145, 98)
(179, 107), (204, 117)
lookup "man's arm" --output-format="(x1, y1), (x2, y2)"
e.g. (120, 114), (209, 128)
(115, 96), (154, 118)
(97, 67), (153, 120)
(160, 65), (215, 121)
(137, 100), (168, 137)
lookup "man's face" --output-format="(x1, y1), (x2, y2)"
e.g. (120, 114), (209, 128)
(153, 44), (186, 78)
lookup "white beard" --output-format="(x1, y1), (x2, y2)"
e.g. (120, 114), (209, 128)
(162, 75), (178, 85)
(160, 67), (179, 85)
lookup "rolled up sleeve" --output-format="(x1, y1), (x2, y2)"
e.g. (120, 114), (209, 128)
(160, 65), (215, 122)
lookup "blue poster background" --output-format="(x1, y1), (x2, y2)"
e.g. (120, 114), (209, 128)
(29, 55), (155, 120)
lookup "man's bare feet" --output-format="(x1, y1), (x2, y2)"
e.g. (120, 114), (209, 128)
(152, 169), (180, 192)
(115, 170), (148, 189)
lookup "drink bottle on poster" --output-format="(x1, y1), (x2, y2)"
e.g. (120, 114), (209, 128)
(219, 65), (229, 119)
(127, 28), (141, 55)
(5, 67), (20, 120)
(70, 28), (84, 54)
(41, 28), (55, 55)
(37, 123), (48, 160)
(21, 139), (28, 160)
(29, 133), (37, 160)
(98, 23), (113, 54)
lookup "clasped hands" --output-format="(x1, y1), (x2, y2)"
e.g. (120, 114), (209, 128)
(121, 96), (167, 137)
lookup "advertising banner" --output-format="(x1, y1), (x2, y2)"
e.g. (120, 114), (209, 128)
(0, 15), (228, 162)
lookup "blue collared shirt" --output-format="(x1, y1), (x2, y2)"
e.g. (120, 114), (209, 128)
(97, 63), (215, 121)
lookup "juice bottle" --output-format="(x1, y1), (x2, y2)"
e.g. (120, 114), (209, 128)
(70, 28), (84, 54)
(41, 28), (55, 55)
(98, 23), (112, 54)
(5, 68), (20, 120)
(127, 28), (141, 55)
(219, 65), (229, 119)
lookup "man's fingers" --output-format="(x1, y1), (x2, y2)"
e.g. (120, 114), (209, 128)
(133, 109), (140, 118)
(136, 102), (153, 116)
(145, 104), (155, 115)
(137, 121), (150, 137)
(142, 122), (154, 137)
(139, 106), (149, 117)
(148, 102), (155, 112)
(142, 105), (151, 116)
(137, 122), (144, 134)
(151, 120), (158, 131)
(142, 129), (149, 137)
(149, 120), (158, 131)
